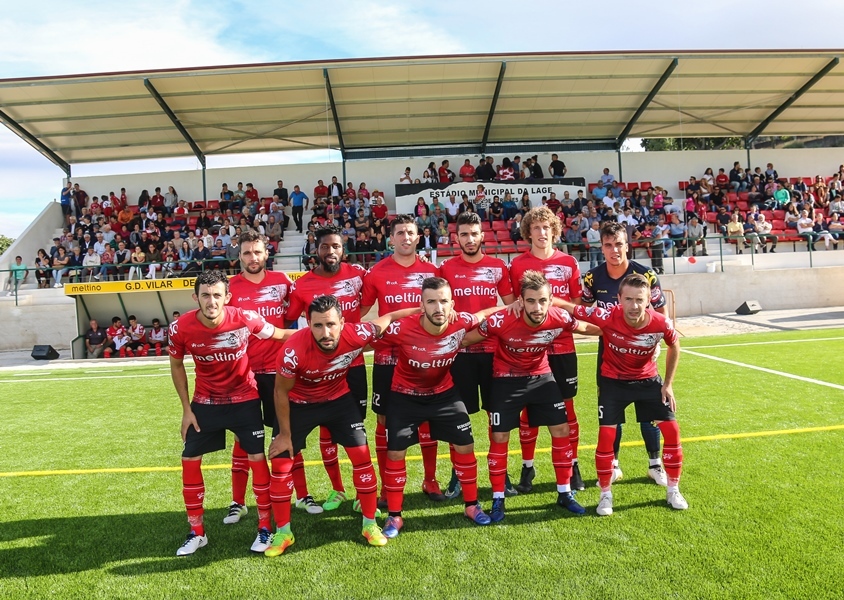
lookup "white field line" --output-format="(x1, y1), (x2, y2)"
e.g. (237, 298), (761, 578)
(0, 370), (195, 384)
(682, 336), (844, 350)
(683, 349), (844, 391)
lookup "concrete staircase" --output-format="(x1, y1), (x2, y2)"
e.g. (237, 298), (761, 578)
(271, 210), (311, 272)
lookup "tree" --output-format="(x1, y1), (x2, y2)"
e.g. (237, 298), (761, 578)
(641, 137), (745, 151)
(0, 235), (14, 256)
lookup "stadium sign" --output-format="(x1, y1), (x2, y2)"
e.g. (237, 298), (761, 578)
(63, 272), (306, 295)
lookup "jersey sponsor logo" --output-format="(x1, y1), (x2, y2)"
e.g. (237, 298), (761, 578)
(192, 347), (248, 362)
(283, 347), (298, 369)
(384, 291), (422, 305)
(453, 285), (497, 298)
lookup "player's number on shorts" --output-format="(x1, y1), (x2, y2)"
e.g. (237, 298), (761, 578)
(372, 393), (380, 407)
(598, 405), (604, 419)
(490, 412), (501, 426)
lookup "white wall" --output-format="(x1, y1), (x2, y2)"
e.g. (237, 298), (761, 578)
(0, 201), (63, 273)
(68, 147), (844, 215)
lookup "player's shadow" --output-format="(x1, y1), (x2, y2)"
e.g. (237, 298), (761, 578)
(0, 506), (356, 578)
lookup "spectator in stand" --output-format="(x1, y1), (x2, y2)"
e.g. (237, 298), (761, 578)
(117, 204), (133, 228)
(423, 162), (437, 183)
(3, 255), (28, 295)
(549, 154), (567, 179)
(163, 186), (179, 215)
(476, 156), (496, 181)
(747, 176), (764, 203)
(178, 240), (192, 271)
(313, 179), (329, 203)
(496, 157), (516, 181)
(273, 180), (289, 206)
(51, 246), (70, 287)
(136, 189), (151, 213)
(73, 183), (89, 218)
(148, 187), (165, 217)
(371, 195), (388, 223)
(85, 319), (108, 359)
(231, 182), (246, 211)
(686, 215), (708, 256)
(445, 195), (461, 223)
(302, 232), (317, 270)
(700, 168), (715, 196)
(586, 220), (603, 268)
(708, 186), (728, 211)
(81, 246), (100, 280)
(725, 212), (747, 252)
(765, 163), (778, 180)
(92, 232), (107, 257)
(827, 213), (843, 243)
(112, 241), (130, 279)
(208, 238), (227, 270)
(66, 246), (84, 282)
(715, 168), (730, 189)
(459, 159), (476, 182)
(34, 249), (51, 288)
(355, 231), (372, 266)
(783, 202), (800, 230)
(184, 239), (210, 274)
(546, 192), (562, 215)
(358, 182), (371, 201)
(772, 182), (791, 209)
(599, 168), (615, 190)
(667, 214), (688, 257)
(829, 195), (844, 215)
(371, 230), (389, 263)
(729, 162), (745, 192)
(290, 185), (308, 233)
(60, 182), (74, 225)
(417, 225), (438, 265)
(220, 183), (234, 212)
(530, 155), (544, 179)
(325, 177), (342, 205)
(266, 216), (282, 243)
(145, 243), (163, 278)
(520, 157), (534, 180)
(474, 185), (489, 220)
(488, 195), (504, 224)
(147, 318), (169, 356)
(414, 197), (428, 220)
(511, 155), (522, 179)
(126, 245), (145, 280)
(509, 212), (524, 243)
(753, 214), (778, 253)
(172, 200), (189, 228)
(518, 191), (531, 215)
(399, 167), (413, 184)
(812, 212), (836, 250)
(439, 160), (456, 183)
(344, 181), (357, 202)
(225, 235), (240, 274)
(458, 194), (475, 216)
(245, 183), (260, 206)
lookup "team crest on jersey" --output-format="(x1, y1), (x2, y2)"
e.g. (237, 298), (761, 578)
(326, 349), (362, 372)
(433, 331), (465, 355)
(470, 267), (502, 284)
(255, 285), (287, 304)
(629, 333), (664, 348)
(544, 264), (572, 281)
(487, 312), (505, 329)
(403, 273), (427, 289)
(527, 328), (563, 344)
(332, 277), (363, 297)
(386, 321), (401, 336)
(210, 327), (249, 350)
(355, 324), (372, 340)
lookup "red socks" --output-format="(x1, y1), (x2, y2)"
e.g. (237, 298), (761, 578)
(487, 440), (509, 495)
(418, 422), (438, 481)
(248, 458), (272, 530)
(551, 436), (573, 487)
(595, 426), (617, 492)
(519, 409), (538, 463)
(564, 399), (579, 460)
(231, 440), (249, 506)
(658, 420), (683, 486)
(291, 452), (309, 499)
(269, 456), (294, 528)
(346, 445), (377, 520)
(375, 421), (388, 492)
(384, 458), (406, 515)
(451, 451), (478, 504)
(182, 458), (205, 535)
(319, 426), (345, 493)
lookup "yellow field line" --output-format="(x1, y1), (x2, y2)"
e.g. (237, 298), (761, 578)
(1, 424), (841, 478)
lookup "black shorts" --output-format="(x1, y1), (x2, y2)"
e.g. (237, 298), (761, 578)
(346, 364), (368, 419)
(387, 387), (474, 451)
(183, 399), (265, 458)
(450, 352), (493, 414)
(273, 393), (368, 456)
(549, 352), (578, 399)
(371, 363), (395, 416)
(255, 373), (276, 427)
(598, 376), (675, 426)
(488, 373), (567, 432)
(61, 203), (71, 216)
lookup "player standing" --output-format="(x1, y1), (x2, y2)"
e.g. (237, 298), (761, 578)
(169, 270), (293, 556)
(560, 273), (688, 515)
(377, 277), (500, 538)
(463, 271), (601, 521)
(285, 225), (368, 512)
(226, 231), (305, 524)
(581, 221), (668, 486)
(264, 296), (417, 555)
(440, 212), (517, 498)
(360, 215), (442, 503)
(508, 207), (585, 491)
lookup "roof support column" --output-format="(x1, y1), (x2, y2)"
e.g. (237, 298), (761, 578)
(0, 108), (71, 177)
(481, 62), (507, 154)
(617, 58), (678, 149)
(323, 69), (345, 159)
(143, 79), (206, 169)
(745, 57), (839, 145)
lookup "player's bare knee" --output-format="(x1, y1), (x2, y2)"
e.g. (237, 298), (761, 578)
(452, 443), (474, 455)
(490, 431), (510, 444)
(247, 453), (266, 461)
(549, 423), (569, 438)
(386, 450), (407, 461)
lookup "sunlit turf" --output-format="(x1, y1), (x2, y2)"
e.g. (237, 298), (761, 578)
(1, 329), (843, 598)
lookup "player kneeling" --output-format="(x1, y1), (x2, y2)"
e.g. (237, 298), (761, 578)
(264, 296), (417, 555)
(559, 273), (688, 515)
(462, 270), (601, 522)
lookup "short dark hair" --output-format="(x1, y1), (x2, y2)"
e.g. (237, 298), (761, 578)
(315, 224), (343, 246)
(239, 230), (267, 246)
(390, 214), (417, 235)
(128, 315), (137, 321)
(194, 269), (229, 295)
(456, 211), (482, 229)
(600, 220), (628, 242)
(307, 294), (342, 318)
(421, 276), (449, 294)
(152, 318), (161, 325)
(111, 316), (121, 324)
(520, 270), (550, 296)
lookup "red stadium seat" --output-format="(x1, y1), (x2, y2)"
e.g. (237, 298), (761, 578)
(789, 177), (800, 185)
(761, 210), (773, 221)
(481, 221), (492, 231)
(483, 231), (498, 244)
(773, 210), (785, 220)
(640, 181), (653, 190)
(129, 205), (139, 214)
(726, 192), (738, 202)
(802, 177), (812, 186)
(588, 183), (598, 192)
(705, 212), (717, 223)
(738, 192), (749, 201)
(516, 241), (530, 253)
(678, 181), (688, 191)
(192, 201), (206, 210)
(737, 201), (749, 211)
(449, 233), (458, 244)
(207, 200), (220, 211)
(627, 182), (639, 191)
(492, 220), (507, 232)
(447, 223), (457, 233)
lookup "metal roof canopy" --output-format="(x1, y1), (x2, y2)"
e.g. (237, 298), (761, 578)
(1, 50), (843, 173)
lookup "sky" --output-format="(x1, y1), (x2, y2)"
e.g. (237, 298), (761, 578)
(1, 0), (843, 237)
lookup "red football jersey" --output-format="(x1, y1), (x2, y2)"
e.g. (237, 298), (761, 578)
(277, 322), (378, 403)
(440, 254), (512, 354)
(128, 323), (146, 342)
(573, 305), (678, 381)
(228, 271), (293, 374)
(168, 306), (275, 404)
(509, 250), (582, 354)
(377, 313), (478, 396)
(478, 307), (579, 378)
(360, 256), (439, 365)
(107, 325), (130, 347)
